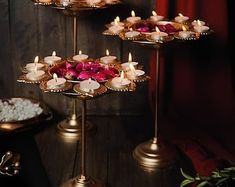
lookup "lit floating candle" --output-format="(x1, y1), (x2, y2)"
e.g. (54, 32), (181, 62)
(25, 56), (44, 72)
(192, 19), (205, 26)
(38, 0), (52, 3)
(124, 28), (140, 38)
(121, 52), (138, 71)
(150, 10), (164, 22)
(193, 20), (210, 33)
(150, 26), (168, 41)
(178, 25), (192, 39)
(80, 78), (100, 93)
(46, 73), (66, 89)
(86, 0), (101, 5)
(111, 16), (124, 27)
(126, 64), (145, 80)
(44, 51), (62, 65)
(111, 71), (131, 89)
(73, 50), (89, 62)
(175, 13), (189, 23)
(100, 49), (117, 64)
(108, 19), (124, 34)
(126, 10), (141, 24)
(26, 64), (45, 81)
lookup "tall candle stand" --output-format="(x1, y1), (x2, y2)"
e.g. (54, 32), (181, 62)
(60, 97), (103, 187)
(103, 14), (212, 171)
(132, 46), (177, 171)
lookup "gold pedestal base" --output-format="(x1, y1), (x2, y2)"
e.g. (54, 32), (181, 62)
(133, 138), (178, 172)
(57, 114), (94, 140)
(60, 175), (104, 187)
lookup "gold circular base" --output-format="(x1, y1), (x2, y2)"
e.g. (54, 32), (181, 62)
(57, 115), (95, 140)
(60, 175), (104, 187)
(133, 138), (178, 172)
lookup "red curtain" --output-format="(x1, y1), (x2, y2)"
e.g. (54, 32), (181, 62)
(150, 0), (234, 177)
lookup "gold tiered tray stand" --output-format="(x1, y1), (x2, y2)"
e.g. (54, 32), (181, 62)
(29, 0), (122, 140)
(37, 62), (148, 186)
(103, 17), (213, 171)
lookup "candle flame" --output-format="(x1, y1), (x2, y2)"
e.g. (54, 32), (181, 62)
(178, 13), (183, 17)
(106, 49), (110, 56)
(182, 26), (187, 31)
(152, 10), (157, 16)
(88, 78), (92, 84)
(120, 71), (124, 79)
(34, 56), (39, 64)
(155, 26), (160, 32)
(115, 16), (120, 22)
(130, 28), (133, 31)
(52, 51), (56, 57)
(128, 52), (132, 62)
(131, 10), (136, 17)
(79, 50), (82, 55)
(53, 73), (58, 82)
(197, 20), (202, 26)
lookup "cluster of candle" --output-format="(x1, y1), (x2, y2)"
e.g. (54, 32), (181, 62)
(25, 56), (46, 81)
(106, 10), (211, 41)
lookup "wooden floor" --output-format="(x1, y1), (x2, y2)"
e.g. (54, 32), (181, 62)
(34, 115), (190, 187)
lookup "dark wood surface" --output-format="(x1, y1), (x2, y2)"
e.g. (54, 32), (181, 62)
(35, 114), (186, 187)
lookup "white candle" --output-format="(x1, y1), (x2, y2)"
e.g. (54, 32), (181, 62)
(126, 10), (141, 24)
(178, 25), (192, 39)
(175, 13), (189, 23)
(100, 49), (117, 64)
(26, 70), (45, 81)
(108, 19), (124, 34)
(192, 19), (205, 26)
(125, 28), (140, 38)
(25, 56), (44, 71)
(121, 52), (138, 71)
(193, 20), (210, 33)
(73, 50), (88, 62)
(150, 10), (164, 22)
(126, 64), (145, 79)
(38, 0), (51, 3)
(44, 51), (61, 65)
(150, 27), (168, 41)
(111, 16), (124, 27)
(46, 73), (66, 89)
(80, 78), (100, 93)
(111, 71), (131, 88)
(86, 0), (101, 5)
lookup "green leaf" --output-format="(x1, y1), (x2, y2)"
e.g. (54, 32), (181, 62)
(216, 177), (229, 186)
(180, 168), (194, 180)
(196, 181), (209, 187)
(180, 179), (194, 187)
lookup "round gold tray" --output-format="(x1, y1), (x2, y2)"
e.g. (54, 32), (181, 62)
(39, 81), (73, 93)
(127, 74), (151, 83)
(105, 79), (136, 92)
(17, 73), (51, 84)
(0, 97), (52, 134)
(73, 84), (107, 98)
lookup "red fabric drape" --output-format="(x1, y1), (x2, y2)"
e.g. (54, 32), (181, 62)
(151, 0), (232, 177)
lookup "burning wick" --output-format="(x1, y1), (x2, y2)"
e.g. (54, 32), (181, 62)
(53, 73), (58, 83)
(131, 10), (136, 17)
(106, 49), (110, 56)
(79, 50), (82, 55)
(128, 52), (132, 62)
(152, 10), (157, 16)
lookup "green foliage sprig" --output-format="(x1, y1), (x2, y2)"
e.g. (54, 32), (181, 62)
(180, 166), (235, 187)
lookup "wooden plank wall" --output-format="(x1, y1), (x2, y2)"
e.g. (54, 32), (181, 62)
(0, 0), (155, 115)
